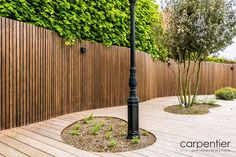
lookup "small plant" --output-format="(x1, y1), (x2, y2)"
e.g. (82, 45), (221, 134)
(215, 87), (236, 100)
(91, 127), (99, 135)
(92, 120), (105, 127)
(105, 131), (112, 140)
(119, 122), (126, 127)
(108, 139), (117, 148)
(119, 130), (126, 137)
(69, 129), (79, 136)
(194, 97), (217, 105)
(91, 124), (102, 135)
(91, 120), (105, 136)
(203, 97), (217, 105)
(98, 120), (105, 126)
(142, 130), (148, 136)
(108, 125), (113, 131)
(131, 136), (140, 144)
(69, 124), (81, 136)
(72, 124), (81, 130)
(83, 113), (94, 124)
(106, 116), (112, 120)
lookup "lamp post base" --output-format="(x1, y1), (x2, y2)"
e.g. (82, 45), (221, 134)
(127, 131), (140, 139)
(127, 97), (140, 139)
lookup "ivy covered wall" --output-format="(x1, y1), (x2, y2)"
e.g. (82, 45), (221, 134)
(0, 0), (165, 59)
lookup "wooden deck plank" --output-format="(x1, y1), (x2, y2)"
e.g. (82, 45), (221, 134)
(117, 151), (147, 157)
(133, 149), (172, 157)
(0, 141), (28, 157)
(15, 128), (100, 157)
(95, 153), (122, 157)
(0, 134), (53, 157)
(57, 116), (77, 123)
(48, 119), (73, 125)
(25, 124), (62, 136)
(22, 126), (62, 141)
(43, 119), (70, 127)
(4, 130), (78, 157)
(36, 121), (65, 130)
(0, 153), (5, 157)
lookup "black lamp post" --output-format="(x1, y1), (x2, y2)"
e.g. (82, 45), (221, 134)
(127, 0), (140, 139)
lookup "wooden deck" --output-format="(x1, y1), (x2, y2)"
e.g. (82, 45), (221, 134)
(0, 96), (235, 157)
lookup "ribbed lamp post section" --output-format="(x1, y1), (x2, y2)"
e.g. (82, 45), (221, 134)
(127, 0), (140, 139)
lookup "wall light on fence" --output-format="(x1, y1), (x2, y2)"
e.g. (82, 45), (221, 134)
(167, 62), (171, 67)
(80, 47), (86, 54)
(231, 67), (234, 70)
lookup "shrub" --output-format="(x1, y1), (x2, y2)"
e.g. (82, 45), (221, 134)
(91, 124), (101, 135)
(215, 87), (236, 100)
(97, 120), (105, 127)
(91, 121), (106, 135)
(119, 121), (126, 127)
(72, 124), (81, 130)
(69, 123), (81, 136)
(131, 136), (140, 144)
(83, 113), (94, 124)
(105, 131), (112, 140)
(0, 0), (165, 59)
(205, 56), (236, 64)
(119, 130), (126, 137)
(106, 116), (112, 120)
(194, 97), (218, 105)
(69, 129), (79, 136)
(142, 130), (149, 136)
(108, 125), (113, 131)
(108, 139), (117, 148)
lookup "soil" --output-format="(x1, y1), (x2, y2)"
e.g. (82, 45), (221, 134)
(164, 103), (220, 115)
(61, 116), (156, 152)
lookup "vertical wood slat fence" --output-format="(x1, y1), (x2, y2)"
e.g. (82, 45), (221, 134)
(0, 17), (236, 130)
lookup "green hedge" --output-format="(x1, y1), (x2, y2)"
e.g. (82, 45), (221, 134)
(215, 87), (236, 100)
(0, 0), (164, 58)
(205, 56), (236, 64)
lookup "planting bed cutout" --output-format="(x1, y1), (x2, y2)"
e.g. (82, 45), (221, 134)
(164, 103), (220, 115)
(61, 114), (156, 152)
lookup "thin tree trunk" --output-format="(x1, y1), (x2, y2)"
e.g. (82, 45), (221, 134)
(182, 60), (187, 107)
(178, 62), (184, 105)
(187, 60), (198, 105)
(169, 61), (182, 105)
(191, 61), (202, 105)
(184, 55), (191, 107)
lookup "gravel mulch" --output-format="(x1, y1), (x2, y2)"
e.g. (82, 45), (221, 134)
(61, 115), (156, 152)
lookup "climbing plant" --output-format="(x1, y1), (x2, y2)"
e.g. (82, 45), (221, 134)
(0, 0), (165, 59)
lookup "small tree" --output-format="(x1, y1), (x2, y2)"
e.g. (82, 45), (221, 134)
(162, 0), (236, 107)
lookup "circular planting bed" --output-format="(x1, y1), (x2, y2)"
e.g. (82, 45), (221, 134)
(61, 114), (156, 152)
(164, 103), (220, 115)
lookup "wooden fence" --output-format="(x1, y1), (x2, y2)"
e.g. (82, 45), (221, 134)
(0, 17), (236, 130)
